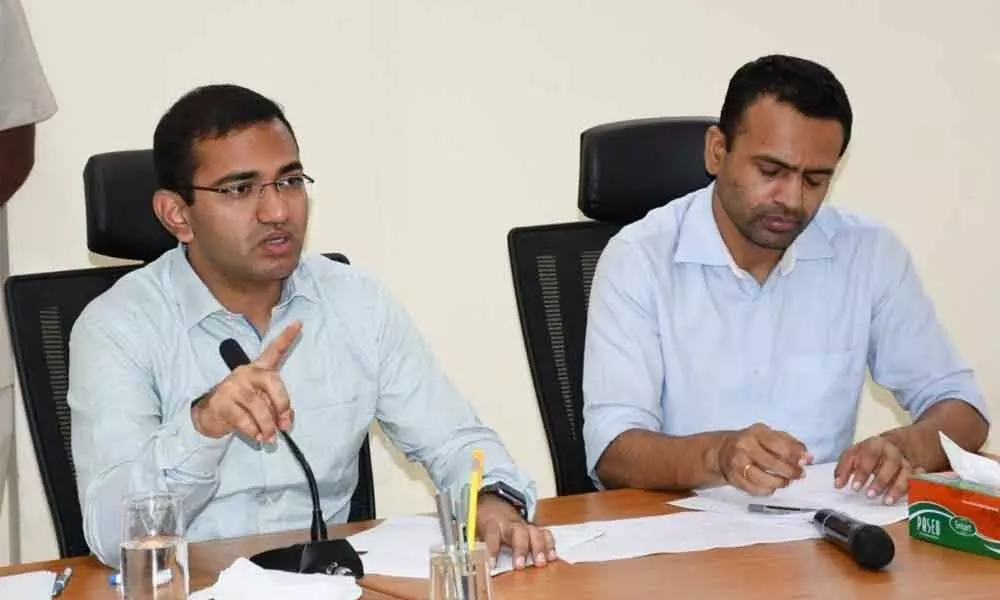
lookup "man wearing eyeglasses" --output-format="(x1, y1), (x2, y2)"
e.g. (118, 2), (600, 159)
(68, 84), (556, 570)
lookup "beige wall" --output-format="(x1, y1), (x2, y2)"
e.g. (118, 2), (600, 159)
(2, 0), (997, 563)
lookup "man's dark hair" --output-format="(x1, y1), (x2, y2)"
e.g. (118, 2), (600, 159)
(153, 84), (297, 204)
(719, 54), (852, 156)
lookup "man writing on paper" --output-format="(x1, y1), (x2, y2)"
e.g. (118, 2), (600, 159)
(583, 55), (989, 506)
(69, 84), (555, 569)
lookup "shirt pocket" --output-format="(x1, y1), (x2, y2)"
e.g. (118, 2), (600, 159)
(284, 351), (376, 414)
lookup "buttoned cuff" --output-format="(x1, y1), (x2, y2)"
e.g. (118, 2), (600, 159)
(160, 404), (232, 475)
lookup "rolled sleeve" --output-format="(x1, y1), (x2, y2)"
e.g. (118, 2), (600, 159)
(867, 229), (989, 424)
(69, 311), (230, 566)
(582, 238), (665, 487)
(366, 278), (538, 518)
(155, 403), (232, 481)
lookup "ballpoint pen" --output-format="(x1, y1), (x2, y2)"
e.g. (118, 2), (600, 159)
(435, 489), (467, 600)
(747, 503), (818, 514)
(51, 566), (72, 597)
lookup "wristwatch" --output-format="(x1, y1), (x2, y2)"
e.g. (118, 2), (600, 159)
(479, 481), (529, 521)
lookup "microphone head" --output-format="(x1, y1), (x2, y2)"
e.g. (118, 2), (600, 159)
(250, 539), (365, 577)
(219, 338), (251, 371)
(850, 525), (895, 570)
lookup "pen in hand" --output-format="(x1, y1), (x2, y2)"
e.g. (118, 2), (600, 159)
(747, 503), (818, 515)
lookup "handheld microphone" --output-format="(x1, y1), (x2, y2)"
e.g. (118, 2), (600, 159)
(813, 508), (895, 570)
(218, 338), (364, 577)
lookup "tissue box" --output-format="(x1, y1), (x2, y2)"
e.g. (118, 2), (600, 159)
(908, 471), (1000, 559)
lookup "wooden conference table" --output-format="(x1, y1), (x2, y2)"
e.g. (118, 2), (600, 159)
(2, 488), (996, 599)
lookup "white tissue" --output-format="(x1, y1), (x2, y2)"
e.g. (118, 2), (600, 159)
(189, 557), (362, 600)
(939, 431), (1000, 487)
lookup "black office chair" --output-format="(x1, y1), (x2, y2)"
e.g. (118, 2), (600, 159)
(5, 149), (375, 558)
(508, 117), (716, 496)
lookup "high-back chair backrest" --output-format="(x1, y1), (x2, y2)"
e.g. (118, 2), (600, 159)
(5, 150), (375, 558)
(6, 264), (141, 557)
(508, 117), (716, 496)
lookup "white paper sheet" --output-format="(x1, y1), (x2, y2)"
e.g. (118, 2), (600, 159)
(0, 570), (55, 600)
(940, 431), (1000, 487)
(671, 461), (907, 527)
(345, 516), (603, 578)
(555, 512), (818, 564)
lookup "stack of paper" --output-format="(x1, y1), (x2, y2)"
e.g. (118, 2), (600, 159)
(345, 463), (910, 570)
(558, 462), (908, 564)
(670, 461), (908, 528)
(0, 570), (56, 600)
(345, 516), (603, 578)
(555, 511), (821, 563)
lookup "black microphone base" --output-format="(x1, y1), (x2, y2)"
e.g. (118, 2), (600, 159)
(249, 539), (365, 578)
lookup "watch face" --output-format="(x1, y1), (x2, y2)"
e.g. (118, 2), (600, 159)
(485, 483), (527, 518)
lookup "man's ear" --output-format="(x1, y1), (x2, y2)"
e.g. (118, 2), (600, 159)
(152, 189), (193, 243)
(704, 125), (727, 176)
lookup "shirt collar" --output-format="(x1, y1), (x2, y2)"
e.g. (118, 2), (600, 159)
(169, 244), (320, 329)
(674, 182), (835, 278)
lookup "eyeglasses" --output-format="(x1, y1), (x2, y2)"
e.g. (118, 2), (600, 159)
(182, 173), (315, 200)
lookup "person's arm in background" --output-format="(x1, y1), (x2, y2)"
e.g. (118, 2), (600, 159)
(583, 238), (808, 494)
(0, 0), (58, 204)
(835, 227), (990, 504)
(0, 124), (36, 204)
(364, 276), (554, 568)
(69, 308), (232, 567)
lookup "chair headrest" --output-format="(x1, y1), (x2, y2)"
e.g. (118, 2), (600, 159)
(578, 117), (717, 224)
(83, 149), (177, 262)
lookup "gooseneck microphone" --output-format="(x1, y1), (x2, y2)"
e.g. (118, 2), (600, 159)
(218, 338), (364, 577)
(219, 339), (327, 543)
(813, 509), (895, 570)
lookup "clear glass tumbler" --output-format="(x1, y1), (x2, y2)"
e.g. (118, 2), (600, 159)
(119, 491), (189, 600)
(429, 543), (492, 600)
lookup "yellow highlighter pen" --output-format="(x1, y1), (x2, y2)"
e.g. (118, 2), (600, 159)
(466, 448), (485, 547)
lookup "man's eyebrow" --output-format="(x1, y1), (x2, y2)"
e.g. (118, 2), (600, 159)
(753, 154), (835, 176)
(207, 170), (258, 187)
(276, 161), (304, 176)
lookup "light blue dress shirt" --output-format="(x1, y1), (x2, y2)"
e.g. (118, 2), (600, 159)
(69, 247), (536, 566)
(583, 183), (988, 485)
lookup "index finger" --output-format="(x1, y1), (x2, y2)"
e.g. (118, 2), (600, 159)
(834, 448), (857, 489)
(482, 520), (503, 567)
(508, 524), (531, 569)
(256, 321), (303, 369)
(526, 526), (548, 567)
(849, 443), (882, 492)
(758, 431), (809, 475)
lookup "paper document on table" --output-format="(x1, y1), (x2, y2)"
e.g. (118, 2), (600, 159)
(0, 570), (56, 600)
(346, 516), (603, 578)
(555, 512), (819, 564)
(670, 462), (907, 527)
